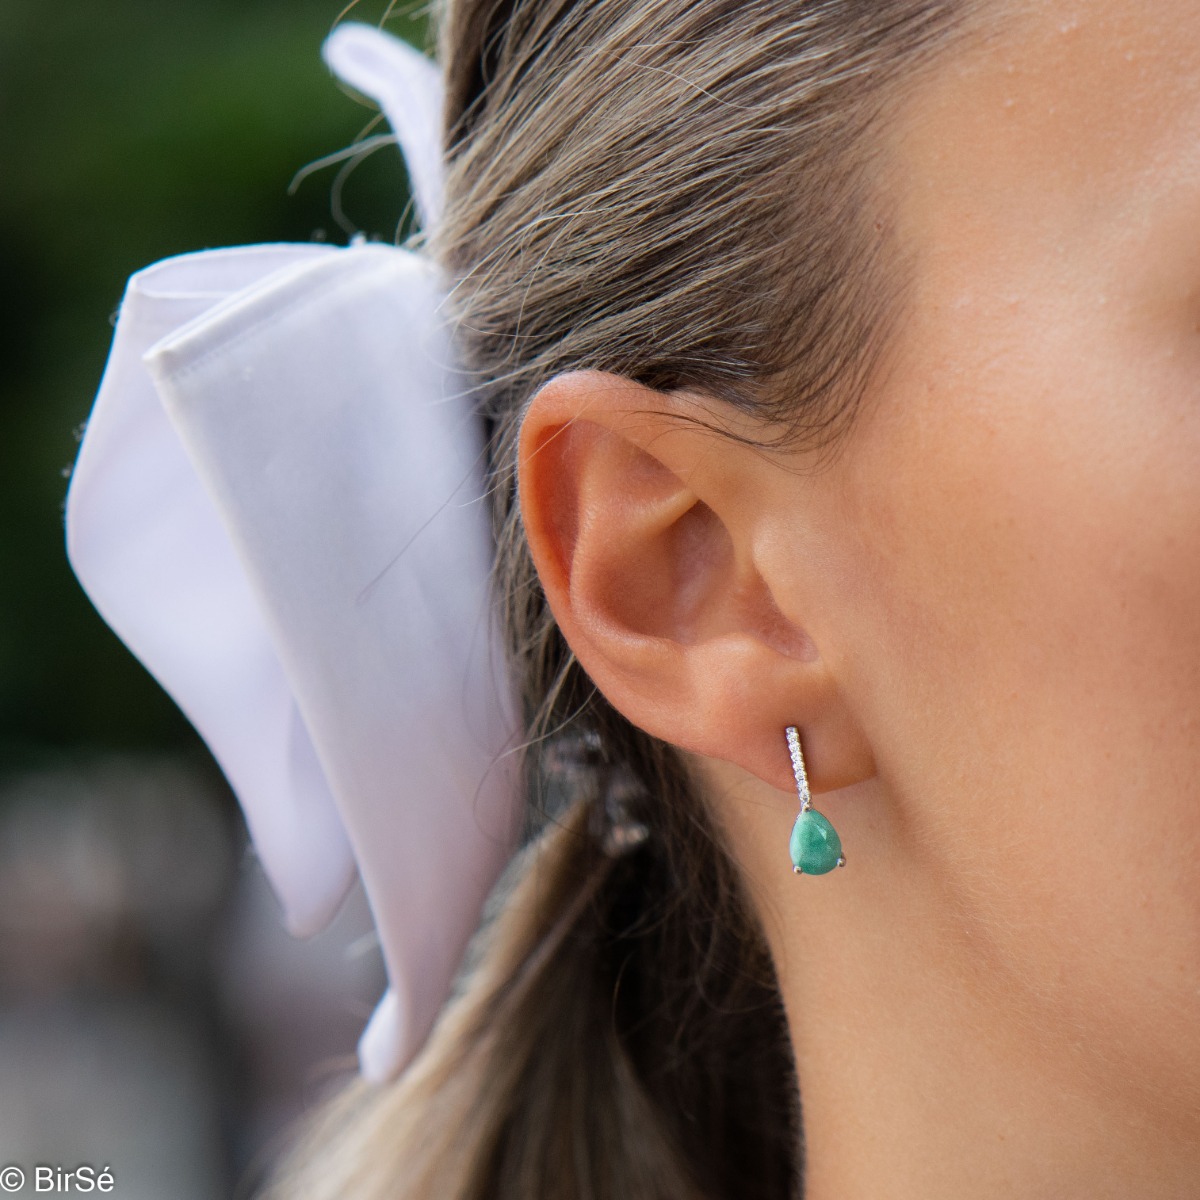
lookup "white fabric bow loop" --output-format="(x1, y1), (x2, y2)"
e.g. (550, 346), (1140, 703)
(323, 22), (446, 235)
(65, 27), (521, 1083)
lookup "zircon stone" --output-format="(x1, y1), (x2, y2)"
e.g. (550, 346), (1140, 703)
(789, 809), (844, 875)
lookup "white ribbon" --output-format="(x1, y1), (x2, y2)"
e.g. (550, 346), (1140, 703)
(65, 25), (522, 1083)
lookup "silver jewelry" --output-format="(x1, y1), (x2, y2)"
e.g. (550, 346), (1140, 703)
(786, 725), (845, 875)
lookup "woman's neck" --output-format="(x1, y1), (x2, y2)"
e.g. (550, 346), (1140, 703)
(702, 759), (1200, 1200)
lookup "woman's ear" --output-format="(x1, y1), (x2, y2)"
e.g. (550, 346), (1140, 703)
(517, 370), (875, 795)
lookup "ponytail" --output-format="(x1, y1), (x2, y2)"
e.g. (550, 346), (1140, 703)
(265, 746), (798, 1200)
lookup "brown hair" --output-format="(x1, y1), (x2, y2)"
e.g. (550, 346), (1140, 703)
(265, 1), (971, 1196)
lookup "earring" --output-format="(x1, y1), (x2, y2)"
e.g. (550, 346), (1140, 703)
(786, 725), (845, 875)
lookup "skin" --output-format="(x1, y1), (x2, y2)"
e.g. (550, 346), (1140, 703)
(518, 1), (1200, 1196)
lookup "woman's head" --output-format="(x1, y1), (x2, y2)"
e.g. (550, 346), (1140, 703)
(272, 1), (1200, 1195)
(508, 0), (1200, 1181)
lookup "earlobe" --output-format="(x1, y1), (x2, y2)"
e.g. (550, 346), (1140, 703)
(517, 370), (875, 798)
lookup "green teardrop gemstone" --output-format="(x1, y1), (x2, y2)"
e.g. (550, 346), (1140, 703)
(789, 809), (844, 875)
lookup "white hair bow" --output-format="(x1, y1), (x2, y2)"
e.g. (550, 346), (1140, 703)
(65, 24), (521, 1083)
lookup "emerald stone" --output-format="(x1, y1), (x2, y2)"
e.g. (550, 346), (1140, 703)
(789, 809), (844, 875)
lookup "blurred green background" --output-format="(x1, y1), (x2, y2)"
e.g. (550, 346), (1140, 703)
(0, 0), (422, 769)
(0, 2), (423, 1192)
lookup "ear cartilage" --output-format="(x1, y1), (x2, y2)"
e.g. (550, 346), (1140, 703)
(786, 725), (845, 875)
